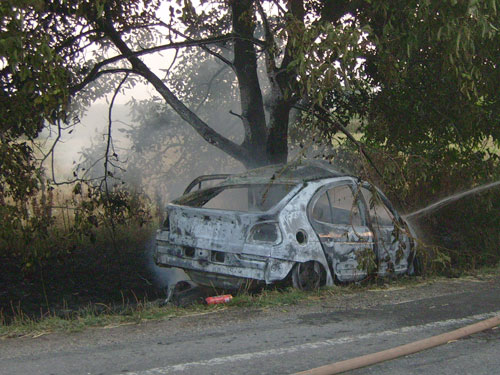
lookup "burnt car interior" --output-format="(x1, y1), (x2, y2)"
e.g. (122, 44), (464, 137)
(177, 184), (295, 212)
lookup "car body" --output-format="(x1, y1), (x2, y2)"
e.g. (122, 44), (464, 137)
(155, 160), (417, 290)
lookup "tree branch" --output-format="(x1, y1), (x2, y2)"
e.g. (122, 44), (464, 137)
(104, 73), (128, 194)
(195, 65), (229, 111)
(162, 48), (179, 80)
(49, 120), (63, 184)
(157, 21), (237, 69)
(256, 0), (279, 81)
(53, 27), (101, 54)
(280, 0), (304, 75)
(229, 110), (245, 120)
(70, 35), (235, 95)
(100, 15), (250, 164)
(295, 103), (384, 179)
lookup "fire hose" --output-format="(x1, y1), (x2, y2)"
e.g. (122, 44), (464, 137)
(294, 314), (500, 375)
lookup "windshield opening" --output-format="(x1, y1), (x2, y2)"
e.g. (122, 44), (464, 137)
(176, 184), (296, 212)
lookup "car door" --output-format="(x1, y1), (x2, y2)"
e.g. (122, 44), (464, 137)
(357, 184), (411, 275)
(308, 182), (375, 282)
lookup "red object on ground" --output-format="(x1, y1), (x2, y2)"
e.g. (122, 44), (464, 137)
(205, 295), (233, 305)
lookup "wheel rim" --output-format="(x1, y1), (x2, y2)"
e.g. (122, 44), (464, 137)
(292, 261), (322, 290)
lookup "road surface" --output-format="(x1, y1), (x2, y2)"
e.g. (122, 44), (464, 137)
(1, 275), (499, 374)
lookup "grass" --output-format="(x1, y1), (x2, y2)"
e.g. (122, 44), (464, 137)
(0, 272), (456, 339)
(0, 299), (226, 339)
(2, 265), (499, 339)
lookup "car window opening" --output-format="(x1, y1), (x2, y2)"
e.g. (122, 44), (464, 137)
(251, 223), (279, 242)
(179, 184), (295, 212)
(360, 187), (395, 227)
(312, 185), (362, 226)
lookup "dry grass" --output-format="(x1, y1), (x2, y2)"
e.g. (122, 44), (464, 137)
(3, 265), (499, 339)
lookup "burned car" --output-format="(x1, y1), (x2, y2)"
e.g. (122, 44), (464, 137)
(155, 161), (417, 290)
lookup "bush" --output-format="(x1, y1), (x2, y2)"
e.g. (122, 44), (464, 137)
(0, 181), (153, 271)
(0, 180), (161, 323)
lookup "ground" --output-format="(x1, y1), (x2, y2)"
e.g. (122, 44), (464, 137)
(0, 232), (164, 324)
(1, 273), (499, 374)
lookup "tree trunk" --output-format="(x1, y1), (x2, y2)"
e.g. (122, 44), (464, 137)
(267, 100), (291, 165)
(230, 0), (271, 168)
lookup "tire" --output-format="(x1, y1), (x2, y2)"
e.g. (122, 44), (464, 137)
(292, 261), (325, 290)
(408, 251), (423, 276)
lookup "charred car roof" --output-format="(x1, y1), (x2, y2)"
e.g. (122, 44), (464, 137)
(173, 160), (349, 206)
(220, 160), (348, 186)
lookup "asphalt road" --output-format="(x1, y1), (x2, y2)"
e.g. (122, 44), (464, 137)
(1, 275), (499, 375)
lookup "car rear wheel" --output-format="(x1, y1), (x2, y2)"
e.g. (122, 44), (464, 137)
(292, 261), (324, 290)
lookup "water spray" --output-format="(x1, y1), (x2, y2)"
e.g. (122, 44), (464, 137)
(404, 180), (500, 220)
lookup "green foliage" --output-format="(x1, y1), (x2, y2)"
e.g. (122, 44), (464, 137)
(365, 0), (499, 100)
(345, 143), (500, 271)
(355, 247), (378, 274)
(0, 141), (39, 200)
(0, 0), (159, 204)
(362, 0), (499, 159)
(229, 288), (308, 308)
(285, 16), (372, 109)
(421, 187), (500, 272)
(0, 1), (75, 136)
(0, 186), (55, 269)
(72, 182), (152, 237)
(302, 1), (500, 271)
(0, 298), (196, 338)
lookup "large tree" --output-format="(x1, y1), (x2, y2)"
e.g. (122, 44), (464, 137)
(2, 0), (499, 181)
(2, 0), (366, 172)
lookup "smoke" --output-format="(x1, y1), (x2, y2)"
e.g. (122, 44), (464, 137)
(39, 103), (132, 182)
